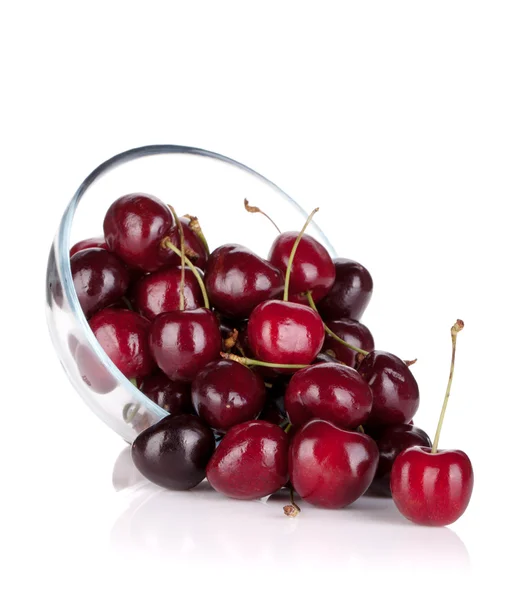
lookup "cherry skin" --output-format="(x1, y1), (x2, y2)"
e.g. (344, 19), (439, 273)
(140, 371), (192, 415)
(206, 421), (289, 500)
(71, 248), (130, 319)
(322, 319), (375, 368)
(149, 308), (222, 382)
(191, 359), (266, 432)
(290, 419), (379, 509)
(131, 265), (204, 320)
(131, 414), (215, 491)
(89, 308), (155, 379)
(70, 236), (108, 257)
(368, 424), (431, 497)
(247, 299), (325, 366)
(258, 379), (288, 425)
(157, 217), (209, 270)
(358, 351), (420, 426)
(313, 352), (341, 364)
(74, 343), (117, 394)
(268, 232), (335, 303)
(204, 244), (284, 319)
(391, 447), (474, 526)
(103, 193), (174, 272)
(318, 258), (373, 322)
(285, 363), (373, 429)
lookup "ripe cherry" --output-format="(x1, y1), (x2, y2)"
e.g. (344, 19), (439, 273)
(206, 421), (289, 500)
(391, 320), (474, 526)
(289, 419), (379, 509)
(70, 236), (108, 257)
(131, 414), (215, 490)
(285, 363), (372, 429)
(71, 248), (130, 319)
(140, 371), (192, 415)
(318, 258), (373, 321)
(157, 216), (209, 270)
(322, 319), (375, 368)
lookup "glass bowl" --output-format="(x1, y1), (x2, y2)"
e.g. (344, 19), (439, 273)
(45, 145), (337, 444)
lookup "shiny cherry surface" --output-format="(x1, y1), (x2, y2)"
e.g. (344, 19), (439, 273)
(70, 236), (108, 257)
(140, 371), (192, 414)
(323, 319), (375, 368)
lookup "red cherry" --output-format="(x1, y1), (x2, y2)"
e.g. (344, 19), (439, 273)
(71, 248), (130, 319)
(89, 308), (155, 379)
(268, 232), (335, 303)
(74, 343), (117, 394)
(103, 193), (173, 272)
(139, 371), (192, 415)
(358, 351), (419, 426)
(157, 217), (209, 270)
(149, 308), (222, 382)
(285, 363), (372, 429)
(289, 420), (379, 509)
(322, 319), (375, 368)
(131, 265), (204, 320)
(70, 236), (108, 257)
(204, 244), (284, 319)
(191, 359), (266, 432)
(206, 421), (289, 500)
(318, 258), (373, 321)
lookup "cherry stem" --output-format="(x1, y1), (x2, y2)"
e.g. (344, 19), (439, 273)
(161, 238), (210, 309)
(168, 205), (186, 311)
(223, 328), (239, 351)
(283, 486), (301, 517)
(305, 291), (369, 356)
(357, 425), (365, 433)
(220, 352), (309, 370)
(431, 319), (465, 454)
(123, 402), (139, 423)
(183, 214), (210, 255)
(283, 208), (319, 302)
(244, 199), (281, 234)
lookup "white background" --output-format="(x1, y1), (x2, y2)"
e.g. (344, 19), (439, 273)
(1, 2), (526, 598)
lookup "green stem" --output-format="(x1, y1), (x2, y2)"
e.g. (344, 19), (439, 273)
(170, 206), (186, 311)
(220, 352), (309, 370)
(244, 198), (281, 234)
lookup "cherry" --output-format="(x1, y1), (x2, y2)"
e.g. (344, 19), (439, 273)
(140, 371), (192, 415)
(290, 419), (379, 509)
(391, 320), (474, 526)
(206, 421), (289, 500)
(285, 363), (373, 429)
(313, 352), (341, 364)
(368, 424), (431, 497)
(358, 351), (419, 426)
(318, 258), (373, 322)
(89, 308), (155, 379)
(204, 244), (284, 319)
(131, 265), (204, 320)
(157, 216), (209, 270)
(259, 379), (288, 425)
(71, 248), (130, 319)
(322, 319), (375, 368)
(131, 414), (215, 490)
(74, 342), (117, 394)
(191, 359), (266, 432)
(103, 193), (174, 272)
(70, 236), (108, 257)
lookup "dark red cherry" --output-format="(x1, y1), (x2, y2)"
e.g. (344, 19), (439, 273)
(157, 217), (209, 270)
(131, 414), (215, 490)
(70, 236), (108, 257)
(103, 193), (173, 272)
(285, 363), (372, 429)
(290, 419), (379, 509)
(89, 308), (155, 379)
(191, 359), (266, 432)
(258, 378), (288, 425)
(268, 232), (335, 303)
(204, 244), (284, 319)
(140, 371), (192, 415)
(131, 266), (204, 320)
(322, 319), (375, 368)
(368, 424), (431, 497)
(71, 248), (130, 319)
(247, 300), (325, 366)
(206, 421), (288, 500)
(149, 308), (221, 382)
(313, 352), (341, 364)
(318, 258), (373, 321)
(358, 351), (419, 426)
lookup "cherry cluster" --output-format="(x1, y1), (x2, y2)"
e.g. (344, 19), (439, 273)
(70, 193), (474, 526)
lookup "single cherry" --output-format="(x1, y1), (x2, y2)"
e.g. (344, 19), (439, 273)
(206, 421), (289, 500)
(140, 371), (192, 415)
(204, 244), (284, 319)
(391, 320), (474, 526)
(103, 193), (174, 272)
(71, 248), (130, 319)
(290, 419), (379, 509)
(157, 216), (209, 270)
(358, 351), (419, 426)
(318, 258), (373, 322)
(322, 319), (375, 368)
(285, 363), (373, 429)
(89, 308), (155, 379)
(70, 236), (108, 257)
(131, 414), (215, 490)
(191, 359), (266, 432)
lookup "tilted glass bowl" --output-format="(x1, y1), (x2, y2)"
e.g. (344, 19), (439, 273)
(45, 145), (337, 444)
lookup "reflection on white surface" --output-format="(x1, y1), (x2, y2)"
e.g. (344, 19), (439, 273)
(111, 447), (470, 572)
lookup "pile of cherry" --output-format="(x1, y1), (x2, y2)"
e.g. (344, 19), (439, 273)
(70, 193), (474, 526)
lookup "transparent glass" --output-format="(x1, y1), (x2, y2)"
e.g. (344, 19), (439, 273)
(45, 145), (337, 444)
